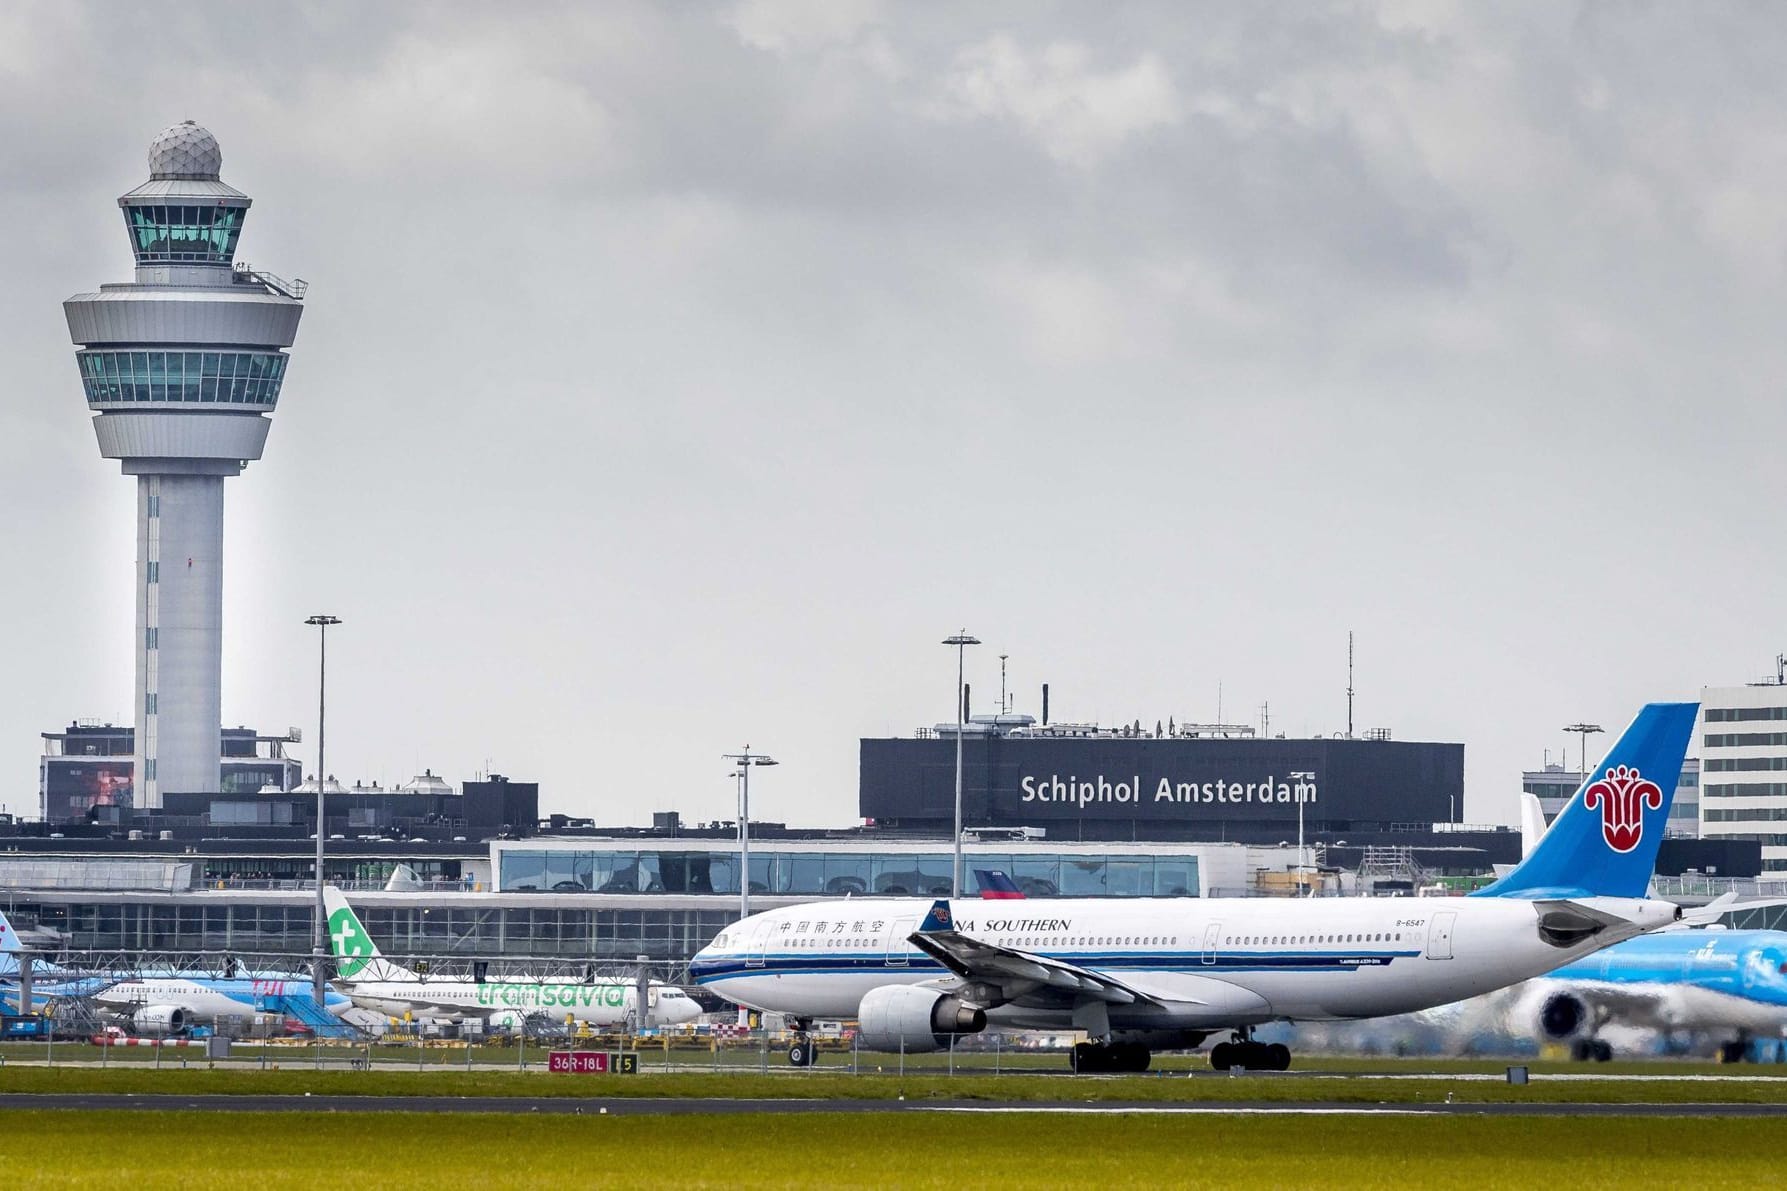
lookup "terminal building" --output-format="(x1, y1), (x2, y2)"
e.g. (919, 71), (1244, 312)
(40, 722), (302, 821)
(859, 709), (1521, 872)
(1701, 681), (1787, 875)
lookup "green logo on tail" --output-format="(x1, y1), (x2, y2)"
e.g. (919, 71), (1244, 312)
(329, 906), (374, 978)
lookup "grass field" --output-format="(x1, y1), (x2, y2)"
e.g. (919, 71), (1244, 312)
(6, 1109), (1780, 1189)
(2, 1064), (1786, 1104)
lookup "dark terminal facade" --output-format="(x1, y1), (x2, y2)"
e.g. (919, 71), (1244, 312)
(861, 714), (1466, 847)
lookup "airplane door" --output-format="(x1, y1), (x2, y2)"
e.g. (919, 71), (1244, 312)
(1426, 911), (1456, 960)
(886, 918), (915, 966)
(1201, 922), (1222, 966)
(746, 920), (771, 969)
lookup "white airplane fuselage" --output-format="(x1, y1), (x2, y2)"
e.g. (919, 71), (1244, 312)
(693, 894), (1677, 1031)
(95, 977), (345, 1021)
(339, 978), (702, 1027)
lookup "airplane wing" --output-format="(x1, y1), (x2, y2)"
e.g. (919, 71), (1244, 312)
(907, 928), (1165, 1007)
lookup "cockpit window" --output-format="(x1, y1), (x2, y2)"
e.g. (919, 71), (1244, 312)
(712, 933), (730, 950)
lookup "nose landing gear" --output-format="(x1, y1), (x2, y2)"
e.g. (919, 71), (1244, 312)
(1209, 1030), (1291, 1072)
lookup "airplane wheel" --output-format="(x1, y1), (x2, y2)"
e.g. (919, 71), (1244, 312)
(1570, 1040), (1593, 1062)
(1718, 1041), (1746, 1064)
(1267, 1043), (1291, 1072)
(1128, 1045), (1152, 1073)
(1209, 1042), (1233, 1071)
(1072, 1042), (1098, 1073)
(1591, 1041), (1613, 1063)
(788, 1038), (812, 1067)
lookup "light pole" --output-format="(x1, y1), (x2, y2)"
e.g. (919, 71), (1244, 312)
(305, 614), (340, 1006)
(723, 748), (777, 922)
(1564, 723), (1604, 782)
(943, 631), (980, 897)
(1289, 771), (1315, 896)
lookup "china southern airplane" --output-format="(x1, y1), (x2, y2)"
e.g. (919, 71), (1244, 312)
(691, 702), (1697, 1072)
(324, 888), (702, 1027)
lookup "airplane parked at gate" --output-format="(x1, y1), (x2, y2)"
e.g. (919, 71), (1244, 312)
(691, 702), (1698, 1072)
(1, 910), (346, 1032)
(92, 976), (354, 1035)
(323, 888), (702, 1027)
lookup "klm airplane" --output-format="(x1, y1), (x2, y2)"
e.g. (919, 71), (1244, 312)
(1504, 927), (1787, 1062)
(1478, 793), (1787, 1061)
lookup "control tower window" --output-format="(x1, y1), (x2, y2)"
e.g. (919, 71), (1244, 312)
(78, 350), (288, 407)
(123, 204), (245, 264)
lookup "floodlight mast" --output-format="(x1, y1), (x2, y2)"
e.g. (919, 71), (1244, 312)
(943, 632), (980, 897)
(306, 614), (341, 1007)
(723, 749), (778, 921)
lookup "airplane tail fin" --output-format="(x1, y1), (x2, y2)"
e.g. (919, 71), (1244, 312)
(1519, 792), (1548, 861)
(1475, 702), (1698, 900)
(323, 886), (414, 981)
(974, 870), (1025, 899)
(0, 910), (21, 955)
(918, 899), (957, 933)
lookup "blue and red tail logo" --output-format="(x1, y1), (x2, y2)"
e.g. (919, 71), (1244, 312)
(1584, 765), (1664, 854)
(921, 900), (954, 932)
(974, 870), (1025, 900)
(1474, 702), (1696, 900)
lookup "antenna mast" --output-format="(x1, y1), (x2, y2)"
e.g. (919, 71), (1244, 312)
(999, 654), (1009, 714)
(1346, 630), (1355, 739)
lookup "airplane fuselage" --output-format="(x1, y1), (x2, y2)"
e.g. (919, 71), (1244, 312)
(338, 978), (702, 1026)
(693, 894), (1677, 1031)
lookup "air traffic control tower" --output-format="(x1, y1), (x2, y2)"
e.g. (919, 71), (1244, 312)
(63, 122), (305, 810)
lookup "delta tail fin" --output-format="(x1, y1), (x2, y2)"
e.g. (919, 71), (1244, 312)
(974, 870), (1026, 899)
(1475, 702), (1697, 900)
(323, 886), (415, 982)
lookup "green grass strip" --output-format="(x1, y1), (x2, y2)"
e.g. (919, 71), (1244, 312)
(1, 1066), (1785, 1104)
(6, 1110), (1783, 1189)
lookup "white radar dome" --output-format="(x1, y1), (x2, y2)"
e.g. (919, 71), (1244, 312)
(148, 120), (222, 180)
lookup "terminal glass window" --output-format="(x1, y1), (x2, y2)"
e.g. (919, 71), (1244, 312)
(1103, 857), (1151, 898)
(1059, 858), (1111, 897)
(124, 203), (245, 263)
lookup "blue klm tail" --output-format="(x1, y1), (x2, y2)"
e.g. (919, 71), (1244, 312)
(1475, 702), (1698, 900)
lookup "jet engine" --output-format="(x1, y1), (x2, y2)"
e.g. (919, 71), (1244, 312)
(1537, 991), (1589, 1040)
(131, 1005), (188, 1036)
(856, 985), (986, 1053)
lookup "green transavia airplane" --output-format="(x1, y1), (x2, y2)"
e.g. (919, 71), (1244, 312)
(323, 887), (700, 1027)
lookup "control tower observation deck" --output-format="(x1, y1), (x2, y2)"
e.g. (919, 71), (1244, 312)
(62, 122), (306, 810)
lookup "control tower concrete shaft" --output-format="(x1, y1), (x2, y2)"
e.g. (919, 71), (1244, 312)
(63, 122), (305, 810)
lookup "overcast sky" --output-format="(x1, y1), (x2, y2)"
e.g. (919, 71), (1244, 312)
(2, 1), (1782, 829)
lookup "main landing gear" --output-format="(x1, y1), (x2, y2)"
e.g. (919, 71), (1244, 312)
(1072, 1041), (1151, 1073)
(1571, 1039), (1614, 1063)
(787, 1019), (817, 1067)
(1209, 1031), (1291, 1072)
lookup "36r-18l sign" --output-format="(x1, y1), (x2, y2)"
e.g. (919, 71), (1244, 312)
(548, 1051), (637, 1074)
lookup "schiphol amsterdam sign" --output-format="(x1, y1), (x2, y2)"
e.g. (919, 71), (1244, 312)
(1018, 772), (1318, 812)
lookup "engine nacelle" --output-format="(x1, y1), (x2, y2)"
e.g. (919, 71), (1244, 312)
(131, 1005), (188, 1036)
(1537, 992), (1588, 1040)
(856, 985), (987, 1053)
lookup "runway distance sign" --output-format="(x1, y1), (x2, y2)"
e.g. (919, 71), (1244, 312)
(548, 1051), (637, 1074)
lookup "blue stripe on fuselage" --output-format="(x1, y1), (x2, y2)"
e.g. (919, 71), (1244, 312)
(690, 950), (1417, 985)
